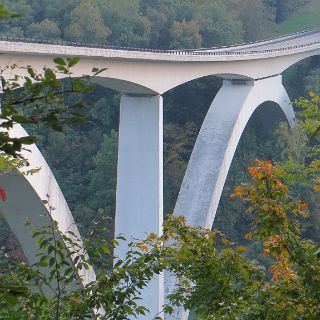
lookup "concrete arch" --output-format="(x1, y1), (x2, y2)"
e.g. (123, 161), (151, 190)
(165, 75), (294, 320)
(281, 51), (320, 75)
(174, 75), (294, 228)
(0, 124), (96, 288)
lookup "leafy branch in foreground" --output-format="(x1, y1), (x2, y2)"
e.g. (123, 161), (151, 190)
(1, 159), (320, 320)
(232, 159), (320, 319)
(0, 57), (106, 158)
(0, 212), (262, 320)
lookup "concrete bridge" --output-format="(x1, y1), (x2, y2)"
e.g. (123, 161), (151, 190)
(0, 28), (320, 319)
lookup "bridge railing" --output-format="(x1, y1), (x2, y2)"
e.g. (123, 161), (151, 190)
(0, 30), (320, 57)
(191, 27), (320, 52)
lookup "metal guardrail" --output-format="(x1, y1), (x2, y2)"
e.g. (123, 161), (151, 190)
(0, 28), (320, 57)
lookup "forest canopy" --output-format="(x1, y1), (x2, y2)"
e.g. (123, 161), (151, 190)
(0, 0), (312, 48)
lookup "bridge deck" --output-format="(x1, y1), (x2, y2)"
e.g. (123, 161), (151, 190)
(0, 28), (319, 61)
(197, 28), (320, 53)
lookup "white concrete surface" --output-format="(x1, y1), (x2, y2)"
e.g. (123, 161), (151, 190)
(167, 75), (294, 319)
(0, 124), (96, 287)
(115, 95), (164, 319)
(0, 29), (320, 94)
(174, 76), (294, 229)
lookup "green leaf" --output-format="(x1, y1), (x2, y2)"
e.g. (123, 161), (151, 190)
(53, 57), (66, 66)
(67, 57), (80, 68)
(18, 136), (37, 145)
(12, 114), (31, 124)
(101, 244), (110, 255)
(44, 68), (56, 82)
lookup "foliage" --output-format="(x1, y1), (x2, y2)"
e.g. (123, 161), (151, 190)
(88, 130), (118, 218)
(0, 0), (287, 48)
(156, 217), (263, 319)
(27, 18), (61, 40)
(0, 199), (161, 319)
(0, 3), (20, 19)
(269, 0), (320, 35)
(304, 68), (320, 96)
(4, 155), (320, 319)
(65, 0), (110, 44)
(169, 19), (202, 49)
(231, 159), (320, 319)
(275, 0), (311, 22)
(226, 0), (275, 41)
(0, 57), (105, 158)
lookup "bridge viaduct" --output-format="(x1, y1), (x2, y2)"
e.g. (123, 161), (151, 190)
(1, 28), (320, 319)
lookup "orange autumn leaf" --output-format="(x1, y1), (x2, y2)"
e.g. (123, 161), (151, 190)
(138, 245), (149, 252)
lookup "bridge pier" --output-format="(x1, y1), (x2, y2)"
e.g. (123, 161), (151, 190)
(115, 94), (164, 319)
(165, 75), (295, 320)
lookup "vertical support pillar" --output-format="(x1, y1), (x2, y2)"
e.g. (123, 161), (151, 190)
(115, 94), (164, 319)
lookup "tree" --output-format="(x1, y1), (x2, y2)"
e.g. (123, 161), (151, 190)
(193, 0), (243, 47)
(164, 122), (198, 213)
(3, 2), (320, 319)
(0, 56), (105, 158)
(96, 0), (151, 47)
(304, 67), (320, 96)
(88, 130), (118, 218)
(275, 0), (310, 22)
(169, 19), (202, 49)
(226, 0), (275, 41)
(26, 18), (61, 40)
(0, 0), (33, 36)
(65, 0), (110, 44)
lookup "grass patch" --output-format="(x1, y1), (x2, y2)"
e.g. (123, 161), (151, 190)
(269, 0), (320, 36)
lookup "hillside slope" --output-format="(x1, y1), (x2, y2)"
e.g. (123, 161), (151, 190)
(269, 0), (320, 36)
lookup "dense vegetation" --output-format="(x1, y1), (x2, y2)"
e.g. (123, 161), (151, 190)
(1, 0), (320, 276)
(271, 1), (320, 35)
(0, 0), (312, 46)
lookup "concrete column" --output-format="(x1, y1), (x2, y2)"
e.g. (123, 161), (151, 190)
(115, 94), (164, 319)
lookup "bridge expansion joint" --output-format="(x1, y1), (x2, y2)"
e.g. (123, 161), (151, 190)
(223, 79), (254, 86)
(254, 74), (281, 82)
(224, 74), (282, 87)
(125, 93), (160, 98)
